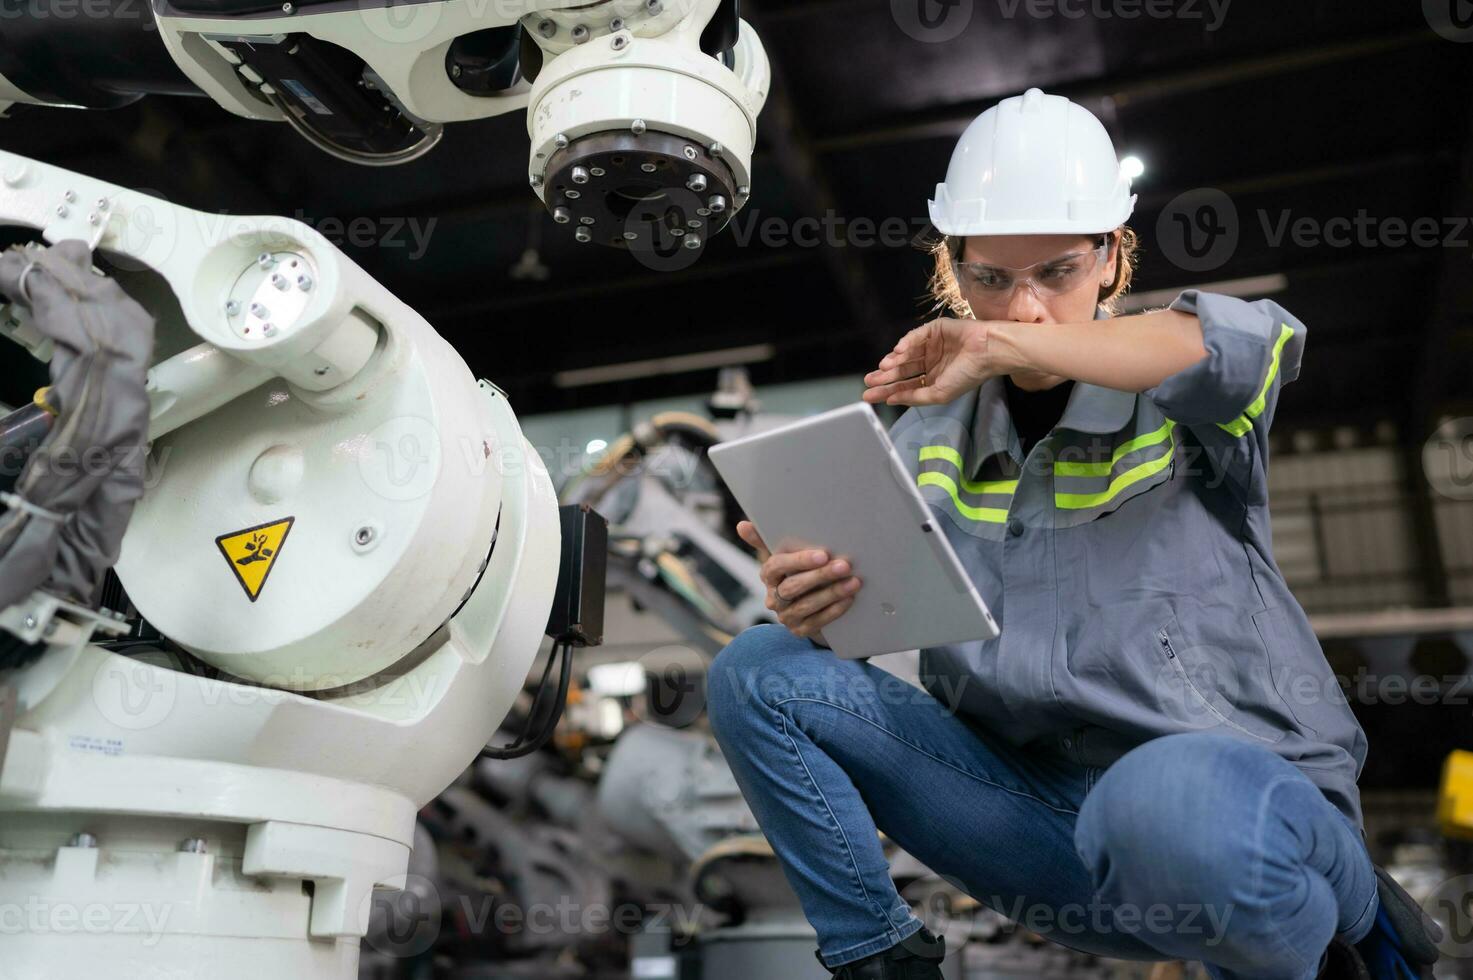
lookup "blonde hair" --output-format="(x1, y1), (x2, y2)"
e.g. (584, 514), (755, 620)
(923, 226), (1140, 318)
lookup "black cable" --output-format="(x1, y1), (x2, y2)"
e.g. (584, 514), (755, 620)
(480, 639), (575, 760)
(506, 639), (562, 749)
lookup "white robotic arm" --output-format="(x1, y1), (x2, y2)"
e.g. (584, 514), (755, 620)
(0, 0), (770, 249)
(0, 151), (569, 978)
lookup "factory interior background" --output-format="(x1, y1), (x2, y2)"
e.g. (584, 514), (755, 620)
(1, 1), (1472, 978)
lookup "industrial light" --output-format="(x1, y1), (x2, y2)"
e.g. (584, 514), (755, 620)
(585, 438), (609, 455)
(1120, 274), (1288, 314)
(1120, 155), (1146, 180)
(553, 343), (776, 388)
(587, 661), (647, 697)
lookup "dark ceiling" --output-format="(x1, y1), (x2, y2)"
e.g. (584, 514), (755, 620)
(1, 1), (1470, 432)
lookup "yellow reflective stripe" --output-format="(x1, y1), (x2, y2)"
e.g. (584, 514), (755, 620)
(1055, 433), (1176, 510)
(917, 472), (1010, 523)
(918, 446), (1018, 494)
(1054, 419), (1176, 477)
(1216, 322), (1294, 438)
(1217, 415), (1253, 437)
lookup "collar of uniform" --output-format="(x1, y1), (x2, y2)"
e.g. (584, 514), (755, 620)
(966, 309), (1136, 479)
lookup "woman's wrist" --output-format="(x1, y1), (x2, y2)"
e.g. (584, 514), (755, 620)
(982, 319), (1033, 376)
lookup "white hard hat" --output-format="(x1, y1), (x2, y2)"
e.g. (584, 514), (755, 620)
(928, 88), (1136, 237)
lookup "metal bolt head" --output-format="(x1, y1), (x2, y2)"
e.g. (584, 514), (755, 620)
(574, 227), (592, 243)
(23, 614), (37, 630)
(297, 274), (313, 291)
(537, 18), (556, 37)
(696, 207), (711, 217)
(63, 189), (76, 203)
(710, 142), (724, 157)
(257, 252), (276, 269)
(686, 173), (708, 192)
(553, 206), (572, 224)
(611, 34), (629, 50)
(571, 166), (590, 184)
(640, 162), (657, 173)
(354, 526), (376, 546)
(450, 64), (463, 78)
(281, 2), (293, 12)
(622, 231), (639, 241)
(180, 838), (208, 853)
(250, 302), (269, 319)
(687, 218), (703, 229)
(226, 299), (242, 316)
(708, 194), (727, 214)
(572, 24), (589, 42)
(88, 213), (100, 226)
(96, 197), (108, 210)
(69, 833), (98, 849)
(646, 0), (661, 13)
(529, 173), (543, 188)
(579, 216), (595, 225)
(630, 119), (647, 136)
(683, 145), (698, 160)
(565, 189), (581, 200)
(271, 272), (290, 291)
(590, 166), (606, 177)
(683, 234), (702, 250)
(737, 184), (751, 198)
(55, 205), (68, 217)
(671, 227), (685, 236)
(262, 322), (278, 337)
(554, 133), (570, 149)
(313, 365), (330, 376)
(610, 17), (625, 31)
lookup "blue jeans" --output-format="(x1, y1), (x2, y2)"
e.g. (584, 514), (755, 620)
(706, 624), (1379, 978)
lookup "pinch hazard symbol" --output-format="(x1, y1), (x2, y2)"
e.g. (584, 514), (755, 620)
(215, 517), (294, 602)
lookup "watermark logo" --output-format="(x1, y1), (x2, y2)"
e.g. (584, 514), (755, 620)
(1156, 187), (1239, 273)
(1423, 417), (1473, 501)
(892, 0), (974, 42)
(356, 416), (443, 502)
(1427, 874), (1473, 958)
(1156, 188), (1473, 273)
(354, 0), (444, 46)
(98, 188), (177, 275)
(363, 872), (442, 958)
(91, 657), (178, 731)
(623, 185), (710, 274)
(0, 897), (173, 946)
(1425, 0), (1473, 42)
(629, 646), (711, 728)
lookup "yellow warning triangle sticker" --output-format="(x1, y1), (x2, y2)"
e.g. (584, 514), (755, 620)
(215, 517), (295, 602)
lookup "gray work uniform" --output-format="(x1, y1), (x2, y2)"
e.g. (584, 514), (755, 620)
(888, 289), (1367, 827)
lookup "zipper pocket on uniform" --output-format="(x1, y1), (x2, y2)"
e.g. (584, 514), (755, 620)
(1157, 622), (1281, 744)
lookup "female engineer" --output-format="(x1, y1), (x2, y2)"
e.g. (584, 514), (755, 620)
(706, 88), (1442, 980)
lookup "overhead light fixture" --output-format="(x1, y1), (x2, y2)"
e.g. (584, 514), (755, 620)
(553, 343), (776, 389)
(1120, 155), (1146, 180)
(1120, 273), (1288, 314)
(585, 438), (608, 455)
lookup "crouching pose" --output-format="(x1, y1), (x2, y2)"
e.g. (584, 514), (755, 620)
(707, 90), (1443, 980)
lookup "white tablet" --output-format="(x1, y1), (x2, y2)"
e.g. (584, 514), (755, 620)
(708, 401), (999, 659)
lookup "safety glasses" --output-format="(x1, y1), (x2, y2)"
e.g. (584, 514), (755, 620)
(952, 236), (1111, 300)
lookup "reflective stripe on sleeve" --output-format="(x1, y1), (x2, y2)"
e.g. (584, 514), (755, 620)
(1216, 322), (1294, 438)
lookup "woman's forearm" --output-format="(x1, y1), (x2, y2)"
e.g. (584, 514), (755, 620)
(989, 309), (1208, 392)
